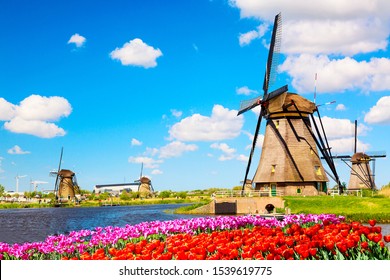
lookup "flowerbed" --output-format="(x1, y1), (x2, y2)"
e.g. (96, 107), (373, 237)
(1, 214), (389, 260)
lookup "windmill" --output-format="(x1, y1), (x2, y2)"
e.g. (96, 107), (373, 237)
(329, 120), (386, 190)
(238, 13), (342, 196)
(135, 163), (154, 195)
(30, 180), (48, 192)
(50, 147), (80, 203)
(15, 174), (27, 193)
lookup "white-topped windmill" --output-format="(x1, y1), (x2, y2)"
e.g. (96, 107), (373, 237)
(237, 13), (342, 196)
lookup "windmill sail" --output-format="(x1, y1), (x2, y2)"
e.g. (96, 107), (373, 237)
(240, 13), (287, 191)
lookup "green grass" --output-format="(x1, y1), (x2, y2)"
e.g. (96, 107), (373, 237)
(283, 196), (390, 223)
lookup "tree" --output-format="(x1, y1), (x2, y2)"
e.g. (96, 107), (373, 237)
(159, 191), (171, 200)
(0, 184), (5, 196)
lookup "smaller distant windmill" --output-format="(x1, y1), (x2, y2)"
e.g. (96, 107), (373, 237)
(15, 174), (27, 193)
(50, 147), (80, 203)
(330, 120), (386, 190)
(135, 163), (154, 195)
(30, 180), (48, 192)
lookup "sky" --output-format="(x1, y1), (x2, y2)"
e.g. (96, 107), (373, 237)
(1, 0), (390, 193)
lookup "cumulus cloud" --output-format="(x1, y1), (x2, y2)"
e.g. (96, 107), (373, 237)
(110, 38), (163, 68)
(242, 130), (264, 149)
(131, 138), (142, 146)
(159, 141), (198, 159)
(151, 169), (163, 175)
(236, 86), (259, 96)
(336, 104), (347, 111)
(328, 138), (370, 154)
(7, 145), (30, 155)
(169, 105), (244, 141)
(231, 0), (390, 94)
(239, 23), (269, 46)
(210, 142), (237, 161)
(68, 33), (86, 47)
(230, 0), (390, 55)
(128, 156), (163, 169)
(279, 55), (390, 94)
(364, 96), (390, 124)
(0, 98), (16, 120)
(0, 95), (71, 138)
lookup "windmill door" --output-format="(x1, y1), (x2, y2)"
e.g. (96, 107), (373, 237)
(271, 184), (277, 196)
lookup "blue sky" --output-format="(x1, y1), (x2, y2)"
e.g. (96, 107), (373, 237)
(1, 0), (389, 193)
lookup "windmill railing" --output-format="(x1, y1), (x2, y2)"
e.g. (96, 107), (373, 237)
(328, 189), (363, 197)
(214, 190), (284, 198)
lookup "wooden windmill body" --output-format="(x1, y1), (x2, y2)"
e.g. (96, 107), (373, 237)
(238, 13), (341, 196)
(253, 93), (328, 195)
(347, 153), (375, 190)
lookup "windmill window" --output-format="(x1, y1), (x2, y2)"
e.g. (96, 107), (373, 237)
(271, 165), (276, 173)
(275, 120), (279, 129)
(297, 188), (302, 194)
(315, 166), (322, 176)
(310, 148), (314, 155)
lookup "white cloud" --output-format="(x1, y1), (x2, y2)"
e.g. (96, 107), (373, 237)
(0, 98), (16, 121)
(110, 38), (163, 68)
(328, 137), (370, 154)
(159, 141), (198, 159)
(242, 130), (264, 149)
(7, 145), (30, 155)
(314, 116), (369, 140)
(237, 154), (249, 162)
(151, 169), (163, 175)
(0, 95), (71, 138)
(336, 104), (347, 111)
(230, 0), (390, 56)
(68, 33), (86, 47)
(16, 95), (72, 121)
(231, 1), (390, 95)
(279, 55), (390, 94)
(171, 109), (183, 118)
(364, 96), (390, 124)
(169, 104), (244, 141)
(239, 23), (269, 46)
(4, 117), (66, 138)
(128, 156), (163, 169)
(131, 138), (142, 146)
(236, 86), (259, 96)
(210, 142), (236, 161)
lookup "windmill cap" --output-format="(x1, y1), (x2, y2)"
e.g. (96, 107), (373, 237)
(58, 169), (75, 177)
(351, 152), (371, 163)
(267, 92), (316, 117)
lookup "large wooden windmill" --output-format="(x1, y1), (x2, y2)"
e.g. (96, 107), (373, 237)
(50, 147), (80, 203)
(238, 13), (342, 196)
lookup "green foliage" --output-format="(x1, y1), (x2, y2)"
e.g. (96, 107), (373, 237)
(0, 184), (6, 196)
(159, 190), (172, 199)
(283, 195), (390, 223)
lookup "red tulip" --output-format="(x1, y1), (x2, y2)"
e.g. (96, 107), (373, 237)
(368, 219), (376, 227)
(384, 235), (390, 243)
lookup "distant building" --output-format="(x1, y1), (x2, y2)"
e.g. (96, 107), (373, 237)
(94, 183), (139, 195)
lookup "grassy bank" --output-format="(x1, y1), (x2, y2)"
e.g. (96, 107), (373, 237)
(283, 196), (390, 223)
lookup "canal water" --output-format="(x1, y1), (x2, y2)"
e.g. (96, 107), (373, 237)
(0, 205), (389, 245)
(0, 204), (207, 244)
